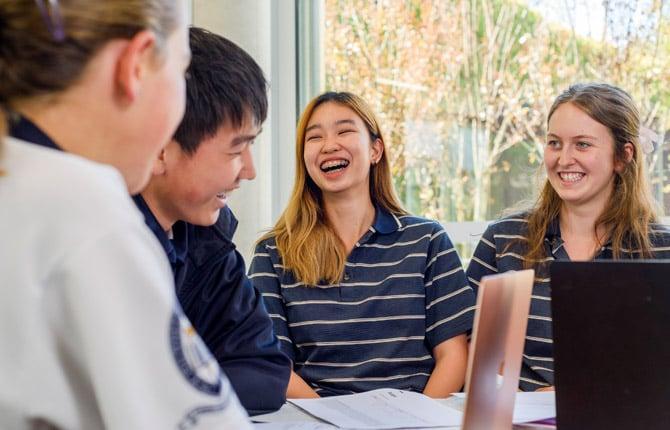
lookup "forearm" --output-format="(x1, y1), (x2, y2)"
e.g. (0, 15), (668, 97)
(423, 335), (468, 398)
(287, 370), (320, 398)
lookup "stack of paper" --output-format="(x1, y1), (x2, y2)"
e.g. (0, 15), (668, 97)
(253, 389), (556, 430)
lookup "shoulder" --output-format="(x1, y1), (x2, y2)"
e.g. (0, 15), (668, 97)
(253, 234), (278, 254)
(2, 137), (146, 241)
(649, 223), (670, 248)
(396, 214), (444, 235)
(482, 211), (530, 237)
(5, 137), (125, 190)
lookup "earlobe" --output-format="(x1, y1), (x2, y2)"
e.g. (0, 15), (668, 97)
(115, 30), (157, 103)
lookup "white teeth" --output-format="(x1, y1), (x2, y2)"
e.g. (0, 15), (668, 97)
(320, 159), (349, 171)
(216, 192), (227, 199)
(559, 172), (584, 182)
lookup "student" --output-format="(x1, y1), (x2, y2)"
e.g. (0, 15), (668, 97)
(0, 1), (250, 428)
(248, 91), (476, 398)
(466, 82), (670, 392)
(134, 27), (290, 415)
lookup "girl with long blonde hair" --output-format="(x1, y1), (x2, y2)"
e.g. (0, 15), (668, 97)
(249, 92), (476, 398)
(466, 82), (670, 392)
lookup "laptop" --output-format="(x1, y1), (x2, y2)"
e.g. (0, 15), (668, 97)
(551, 261), (670, 430)
(462, 269), (535, 430)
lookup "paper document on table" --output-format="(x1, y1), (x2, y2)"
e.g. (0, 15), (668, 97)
(289, 389), (463, 429)
(511, 392), (555, 423)
(447, 391), (555, 424)
(253, 422), (337, 430)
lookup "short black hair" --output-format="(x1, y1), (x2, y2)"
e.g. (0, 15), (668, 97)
(173, 27), (268, 154)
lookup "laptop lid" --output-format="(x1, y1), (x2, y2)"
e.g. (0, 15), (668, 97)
(551, 261), (670, 430)
(462, 269), (534, 430)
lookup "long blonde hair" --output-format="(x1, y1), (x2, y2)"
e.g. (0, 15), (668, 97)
(524, 83), (658, 266)
(262, 92), (407, 285)
(0, 0), (181, 175)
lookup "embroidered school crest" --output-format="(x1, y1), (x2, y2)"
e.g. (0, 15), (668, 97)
(170, 307), (222, 395)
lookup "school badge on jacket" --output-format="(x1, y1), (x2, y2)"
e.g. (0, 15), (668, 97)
(170, 306), (222, 395)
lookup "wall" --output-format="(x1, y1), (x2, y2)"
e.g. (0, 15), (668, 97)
(191, 0), (297, 259)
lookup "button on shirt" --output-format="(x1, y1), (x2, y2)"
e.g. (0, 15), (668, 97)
(466, 212), (670, 391)
(249, 208), (476, 396)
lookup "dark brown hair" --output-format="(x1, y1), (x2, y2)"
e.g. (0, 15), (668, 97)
(524, 82), (657, 266)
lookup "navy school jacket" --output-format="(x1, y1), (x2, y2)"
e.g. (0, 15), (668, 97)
(134, 196), (290, 415)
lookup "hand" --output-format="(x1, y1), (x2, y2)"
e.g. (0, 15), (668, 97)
(535, 386), (555, 392)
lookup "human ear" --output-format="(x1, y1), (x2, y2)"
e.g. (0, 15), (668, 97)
(115, 30), (158, 103)
(615, 142), (634, 173)
(151, 147), (168, 176)
(371, 138), (384, 165)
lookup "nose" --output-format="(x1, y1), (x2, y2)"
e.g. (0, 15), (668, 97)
(321, 133), (341, 154)
(557, 144), (576, 167)
(241, 146), (256, 180)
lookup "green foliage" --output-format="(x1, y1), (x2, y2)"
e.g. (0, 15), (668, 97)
(323, 0), (670, 223)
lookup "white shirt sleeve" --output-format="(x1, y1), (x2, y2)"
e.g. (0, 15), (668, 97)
(48, 221), (252, 429)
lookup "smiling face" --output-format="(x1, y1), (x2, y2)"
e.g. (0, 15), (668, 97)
(544, 102), (624, 212)
(145, 112), (259, 228)
(303, 101), (382, 199)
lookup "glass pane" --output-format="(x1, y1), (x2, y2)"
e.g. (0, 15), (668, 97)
(321, 0), (670, 259)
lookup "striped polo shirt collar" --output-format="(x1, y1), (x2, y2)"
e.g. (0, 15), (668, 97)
(372, 206), (402, 235)
(355, 207), (400, 247)
(544, 216), (569, 258)
(544, 215), (617, 259)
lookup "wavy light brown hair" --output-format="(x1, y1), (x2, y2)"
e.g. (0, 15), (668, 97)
(524, 82), (658, 267)
(261, 92), (407, 285)
(0, 0), (181, 174)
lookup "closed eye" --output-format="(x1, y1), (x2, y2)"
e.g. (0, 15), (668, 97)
(338, 129), (356, 135)
(306, 134), (323, 142)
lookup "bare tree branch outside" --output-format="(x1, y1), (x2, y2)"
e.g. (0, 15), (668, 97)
(323, 0), (670, 239)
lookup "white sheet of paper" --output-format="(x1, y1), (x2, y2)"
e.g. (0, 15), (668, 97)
(448, 391), (555, 424)
(511, 392), (556, 423)
(289, 389), (463, 429)
(253, 422), (337, 430)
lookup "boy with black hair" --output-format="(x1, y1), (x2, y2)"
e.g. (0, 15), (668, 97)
(134, 27), (290, 415)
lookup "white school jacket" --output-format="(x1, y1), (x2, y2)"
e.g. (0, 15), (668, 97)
(0, 138), (251, 429)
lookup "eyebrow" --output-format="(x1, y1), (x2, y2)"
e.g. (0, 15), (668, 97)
(547, 133), (598, 140)
(335, 119), (356, 127)
(305, 118), (357, 134)
(231, 132), (260, 147)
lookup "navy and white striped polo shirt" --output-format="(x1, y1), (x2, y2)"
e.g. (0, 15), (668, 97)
(248, 208), (475, 396)
(466, 212), (670, 391)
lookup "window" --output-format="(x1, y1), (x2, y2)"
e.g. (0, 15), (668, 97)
(300, 0), (670, 259)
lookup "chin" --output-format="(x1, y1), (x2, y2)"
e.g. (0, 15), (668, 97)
(186, 210), (220, 227)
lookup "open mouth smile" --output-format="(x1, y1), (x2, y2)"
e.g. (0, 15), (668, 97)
(320, 159), (350, 174)
(558, 172), (585, 183)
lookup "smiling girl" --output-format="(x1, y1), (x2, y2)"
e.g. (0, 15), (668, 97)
(466, 82), (670, 391)
(249, 92), (476, 398)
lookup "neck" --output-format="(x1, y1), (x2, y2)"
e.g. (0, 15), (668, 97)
(322, 188), (376, 252)
(559, 202), (609, 255)
(141, 186), (177, 232)
(559, 186), (612, 241)
(16, 95), (116, 164)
